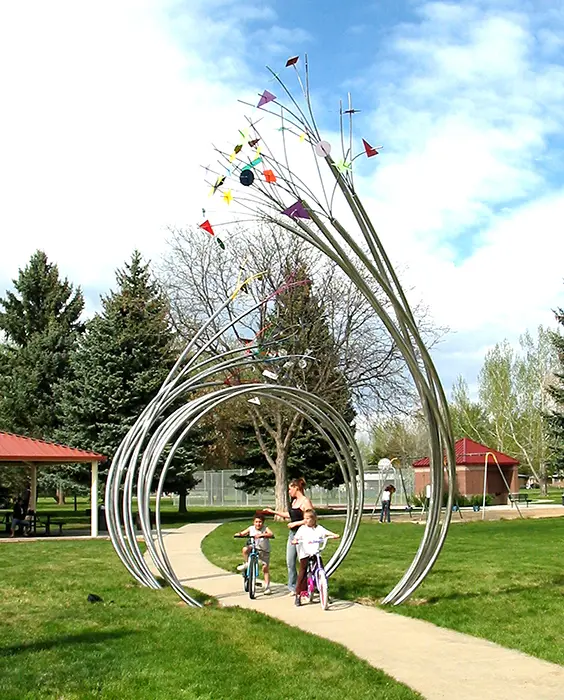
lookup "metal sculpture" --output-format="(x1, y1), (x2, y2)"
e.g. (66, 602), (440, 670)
(105, 56), (455, 607)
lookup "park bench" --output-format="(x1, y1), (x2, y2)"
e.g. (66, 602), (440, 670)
(1, 512), (12, 533)
(508, 493), (532, 507)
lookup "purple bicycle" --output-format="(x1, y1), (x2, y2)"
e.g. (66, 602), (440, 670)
(300, 537), (330, 610)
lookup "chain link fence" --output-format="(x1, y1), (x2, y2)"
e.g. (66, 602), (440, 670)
(172, 468), (415, 509)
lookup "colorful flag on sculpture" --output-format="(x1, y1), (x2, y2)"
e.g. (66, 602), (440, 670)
(282, 200), (310, 219)
(362, 139), (379, 157)
(257, 90), (276, 108)
(210, 175), (225, 195)
(199, 220), (215, 236)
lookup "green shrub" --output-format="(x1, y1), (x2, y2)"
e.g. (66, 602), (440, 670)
(411, 492), (493, 507)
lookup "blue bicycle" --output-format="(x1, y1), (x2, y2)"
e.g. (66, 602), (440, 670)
(234, 534), (273, 599)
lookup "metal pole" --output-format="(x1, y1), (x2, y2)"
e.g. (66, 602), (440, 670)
(482, 455), (489, 520)
(91, 461), (98, 537)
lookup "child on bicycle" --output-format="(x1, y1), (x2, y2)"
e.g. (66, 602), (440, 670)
(234, 513), (274, 595)
(291, 509), (339, 606)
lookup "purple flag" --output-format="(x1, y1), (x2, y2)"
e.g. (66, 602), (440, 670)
(257, 90), (276, 108)
(282, 200), (310, 219)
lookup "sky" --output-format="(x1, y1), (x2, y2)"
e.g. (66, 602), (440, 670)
(1, 0), (564, 398)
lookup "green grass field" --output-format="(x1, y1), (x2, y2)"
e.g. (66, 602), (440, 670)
(203, 515), (564, 665)
(0, 539), (420, 700)
(529, 487), (564, 504)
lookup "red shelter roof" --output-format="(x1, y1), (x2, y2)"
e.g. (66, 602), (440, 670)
(0, 432), (105, 463)
(412, 437), (519, 468)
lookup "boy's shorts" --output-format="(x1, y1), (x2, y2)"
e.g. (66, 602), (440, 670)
(258, 550), (270, 566)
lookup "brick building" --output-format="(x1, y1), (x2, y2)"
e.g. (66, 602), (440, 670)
(412, 437), (519, 505)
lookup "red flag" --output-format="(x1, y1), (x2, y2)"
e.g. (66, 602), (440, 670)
(199, 219), (214, 236)
(263, 169), (276, 183)
(362, 139), (379, 157)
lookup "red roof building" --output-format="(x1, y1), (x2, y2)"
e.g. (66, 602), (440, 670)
(0, 432), (104, 463)
(412, 437), (520, 505)
(0, 432), (106, 536)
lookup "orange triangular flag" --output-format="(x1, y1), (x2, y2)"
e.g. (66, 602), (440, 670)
(199, 220), (215, 236)
(263, 169), (276, 183)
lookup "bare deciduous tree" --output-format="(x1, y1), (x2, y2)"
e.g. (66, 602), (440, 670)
(158, 225), (442, 510)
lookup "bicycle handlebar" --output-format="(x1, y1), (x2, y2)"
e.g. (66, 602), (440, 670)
(293, 536), (330, 551)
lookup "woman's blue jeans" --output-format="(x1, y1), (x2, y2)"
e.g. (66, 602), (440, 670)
(286, 533), (298, 592)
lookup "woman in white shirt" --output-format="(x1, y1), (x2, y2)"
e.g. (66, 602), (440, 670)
(380, 485), (395, 523)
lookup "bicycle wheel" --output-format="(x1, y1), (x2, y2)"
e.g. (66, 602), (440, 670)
(248, 556), (257, 599)
(305, 560), (315, 603)
(317, 569), (329, 610)
(243, 568), (249, 592)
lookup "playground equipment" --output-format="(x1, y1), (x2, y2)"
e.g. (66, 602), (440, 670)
(369, 458), (413, 520)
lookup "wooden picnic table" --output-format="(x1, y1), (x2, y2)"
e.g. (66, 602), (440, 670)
(0, 511), (67, 536)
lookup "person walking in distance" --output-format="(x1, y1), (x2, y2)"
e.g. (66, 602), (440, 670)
(380, 485), (395, 523)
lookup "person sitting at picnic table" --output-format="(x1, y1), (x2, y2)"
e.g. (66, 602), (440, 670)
(11, 498), (26, 537)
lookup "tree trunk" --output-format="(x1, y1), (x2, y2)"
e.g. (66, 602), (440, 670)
(177, 487), (187, 514)
(539, 463), (548, 496)
(56, 487), (65, 506)
(273, 447), (289, 515)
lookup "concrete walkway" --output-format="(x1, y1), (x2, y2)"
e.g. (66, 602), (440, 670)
(156, 523), (564, 700)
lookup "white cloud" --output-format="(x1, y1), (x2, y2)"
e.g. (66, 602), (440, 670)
(0, 0), (299, 309)
(350, 1), (564, 387)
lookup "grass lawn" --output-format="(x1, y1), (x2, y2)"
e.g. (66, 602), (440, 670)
(0, 539), (421, 700)
(203, 515), (564, 665)
(528, 487), (564, 504)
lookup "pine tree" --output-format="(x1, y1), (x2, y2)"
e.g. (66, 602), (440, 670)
(59, 251), (203, 510)
(0, 250), (84, 438)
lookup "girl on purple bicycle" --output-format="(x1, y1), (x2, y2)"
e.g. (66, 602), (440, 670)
(292, 509), (339, 607)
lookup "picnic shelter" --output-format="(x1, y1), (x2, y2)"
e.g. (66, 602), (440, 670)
(412, 437), (520, 505)
(0, 431), (106, 536)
